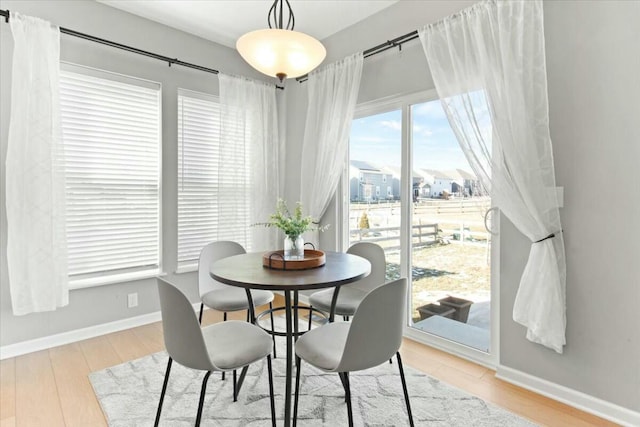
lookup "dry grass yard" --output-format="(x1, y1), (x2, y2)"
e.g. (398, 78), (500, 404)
(386, 242), (491, 321)
(350, 198), (493, 322)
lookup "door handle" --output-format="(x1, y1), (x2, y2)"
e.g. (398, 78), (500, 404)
(484, 207), (499, 236)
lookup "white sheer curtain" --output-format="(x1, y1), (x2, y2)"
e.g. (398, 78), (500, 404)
(6, 12), (69, 315)
(300, 53), (363, 242)
(419, 0), (567, 353)
(218, 73), (280, 251)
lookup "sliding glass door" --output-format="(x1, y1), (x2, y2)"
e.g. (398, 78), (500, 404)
(348, 108), (403, 283)
(409, 98), (492, 354)
(347, 92), (496, 361)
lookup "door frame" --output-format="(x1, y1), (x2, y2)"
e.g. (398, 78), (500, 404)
(344, 89), (500, 368)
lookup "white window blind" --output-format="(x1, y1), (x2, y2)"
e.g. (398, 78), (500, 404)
(177, 90), (250, 268)
(60, 65), (161, 283)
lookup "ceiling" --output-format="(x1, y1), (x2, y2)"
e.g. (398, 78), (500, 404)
(98, 1), (399, 49)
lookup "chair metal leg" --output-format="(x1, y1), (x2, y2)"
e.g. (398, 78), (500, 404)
(269, 302), (277, 359)
(221, 312), (227, 381)
(308, 305), (313, 330)
(154, 357), (173, 427)
(198, 303), (204, 324)
(267, 356), (276, 427)
(293, 356), (302, 427)
(195, 371), (212, 427)
(338, 372), (349, 401)
(342, 372), (353, 427)
(233, 369), (237, 401)
(396, 352), (414, 427)
(233, 366), (249, 401)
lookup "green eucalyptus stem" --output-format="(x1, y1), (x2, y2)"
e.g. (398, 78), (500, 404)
(253, 199), (329, 240)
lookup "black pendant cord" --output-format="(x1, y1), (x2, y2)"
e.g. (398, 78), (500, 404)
(268, 0), (294, 31)
(296, 29), (419, 83)
(0, 9), (285, 90)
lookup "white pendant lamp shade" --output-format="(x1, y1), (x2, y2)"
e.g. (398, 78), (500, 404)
(237, 28), (326, 81)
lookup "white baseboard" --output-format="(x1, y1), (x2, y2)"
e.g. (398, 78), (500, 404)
(0, 303), (201, 360)
(496, 365), (640, 427)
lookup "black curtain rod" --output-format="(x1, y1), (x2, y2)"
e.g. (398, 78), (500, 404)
(363, 30), (419, 58)
(0, 9), (285, 90)
(296, 29), (420, 83)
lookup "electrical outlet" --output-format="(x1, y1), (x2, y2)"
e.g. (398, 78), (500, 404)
(127, 293), (138, 308)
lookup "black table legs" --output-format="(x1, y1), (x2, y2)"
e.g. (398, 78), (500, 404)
(283, 290), (293, 427)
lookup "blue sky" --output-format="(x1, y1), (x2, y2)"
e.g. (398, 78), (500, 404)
(350, 99), (477, 171)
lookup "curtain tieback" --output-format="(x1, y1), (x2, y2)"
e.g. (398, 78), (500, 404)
(533, 231), (562, 244)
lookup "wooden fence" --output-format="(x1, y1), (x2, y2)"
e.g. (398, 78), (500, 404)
(351, 223), (439, 249)
(348, 197), (492, 248)
(350, 222), (490, 249)
(350, 197), (490, 217)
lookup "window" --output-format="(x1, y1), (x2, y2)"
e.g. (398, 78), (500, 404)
(347, 90), (496, 362)
(176, 90), (251, 269)
(176, 91), (220, 268)
(60, 64), (161, 287)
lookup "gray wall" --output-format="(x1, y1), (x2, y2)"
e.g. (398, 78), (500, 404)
(0, 0), (270, 345)
(287, 0), (640, 413)
(1, 0), (638, 414)
(499, 0), (640, 411)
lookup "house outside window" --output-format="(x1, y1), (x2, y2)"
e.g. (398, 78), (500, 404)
(362, 184), (373, 201)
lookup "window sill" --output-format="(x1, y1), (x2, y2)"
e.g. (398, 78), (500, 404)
(175, 264), (198, 274)
(69, 268), (164, 290)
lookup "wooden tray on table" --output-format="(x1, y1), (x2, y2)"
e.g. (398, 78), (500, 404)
(262, 249), (326, 270)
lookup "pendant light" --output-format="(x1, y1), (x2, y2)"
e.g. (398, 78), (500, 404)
(236, 0), (326, 82)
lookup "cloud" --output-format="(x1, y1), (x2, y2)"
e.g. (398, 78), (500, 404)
(379, 120), (401, 131)
(352, 136), (397, 144)
(412, 100), (444, 119)
(413, 124), (433, 138)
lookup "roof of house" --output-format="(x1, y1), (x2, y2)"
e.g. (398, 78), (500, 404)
(445, 168), (477, 181)
(350, 160), (381, 172)
(381, 165), (401, 177)
(352, 162), (476, 182)
(421, 169), (453, 180)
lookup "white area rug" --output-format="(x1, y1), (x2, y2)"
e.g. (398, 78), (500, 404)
(89, 343), (536, 426)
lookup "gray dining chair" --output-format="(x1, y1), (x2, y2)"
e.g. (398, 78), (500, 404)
(198, 241), (276, 360)
(293, 277), (414, 427)
(155, 277), (276, 427)
(308, 242), (386, 321)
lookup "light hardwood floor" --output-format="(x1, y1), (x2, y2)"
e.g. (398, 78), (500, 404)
(0, 299), (618, 427)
